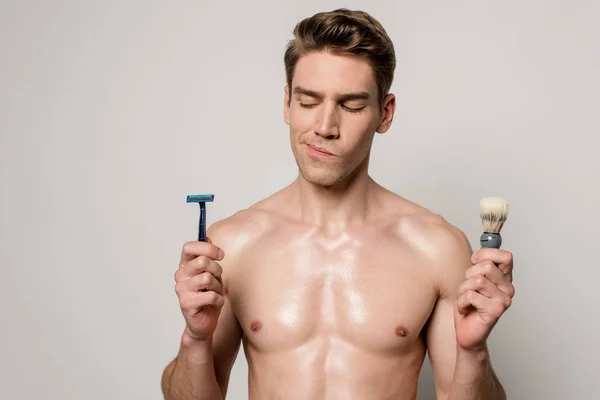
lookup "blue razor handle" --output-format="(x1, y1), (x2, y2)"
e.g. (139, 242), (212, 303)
(186, 194), (214, 242)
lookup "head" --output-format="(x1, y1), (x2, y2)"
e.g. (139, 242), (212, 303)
(283, 8), (396, 187)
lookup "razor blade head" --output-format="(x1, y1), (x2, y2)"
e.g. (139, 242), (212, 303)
(186, 194), (214, 203)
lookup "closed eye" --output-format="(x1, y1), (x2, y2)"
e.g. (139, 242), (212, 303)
(342, 104), (366, 113)
(298, 101), (365, 112)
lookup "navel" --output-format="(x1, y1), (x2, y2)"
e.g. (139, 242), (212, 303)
(395, 325), (408, 337)
(250, 321), (263, 333)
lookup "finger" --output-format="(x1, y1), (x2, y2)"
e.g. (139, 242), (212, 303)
(456, 290), (493, 315)
(180, 241), (224, 266)
(457, 290), (511, 321)
(472, 248), (511, 265)
(179, 291), (225, 313)
(177, 272), (223, 295)
(175, 256), (223, 281)
(471, 249), (513, 282)
(465, 262), (515, 297)
(472, 248), (513, 269)
(458, 275), (510, 303)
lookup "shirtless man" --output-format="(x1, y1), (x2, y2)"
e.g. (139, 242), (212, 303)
(161, 9), (515, 400)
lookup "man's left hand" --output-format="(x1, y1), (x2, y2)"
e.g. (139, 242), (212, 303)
(454, 248), (515, 352)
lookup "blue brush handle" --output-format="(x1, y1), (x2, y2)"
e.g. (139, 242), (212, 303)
(198, 202), (207, 242)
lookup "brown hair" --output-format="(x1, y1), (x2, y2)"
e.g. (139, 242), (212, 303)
(284, 8), (396, 108)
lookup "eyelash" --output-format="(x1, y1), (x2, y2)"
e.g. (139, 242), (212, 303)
(299, 103), (366, 113)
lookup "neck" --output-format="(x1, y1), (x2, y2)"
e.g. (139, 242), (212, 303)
(290, 161), (379, 233)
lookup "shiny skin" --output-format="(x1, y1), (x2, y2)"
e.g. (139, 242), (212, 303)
(208, 181), (473, 400)
(179, 52), (514, 400)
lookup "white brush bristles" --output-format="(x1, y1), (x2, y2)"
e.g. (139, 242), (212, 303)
(480, 197), (509, 233)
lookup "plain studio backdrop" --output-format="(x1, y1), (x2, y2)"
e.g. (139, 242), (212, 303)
(1, 0), (598, 399)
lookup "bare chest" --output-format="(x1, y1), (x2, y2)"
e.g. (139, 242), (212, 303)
(228, 233), (438, 354)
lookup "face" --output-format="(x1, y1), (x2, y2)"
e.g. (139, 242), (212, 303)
(284, 51), (395, 187)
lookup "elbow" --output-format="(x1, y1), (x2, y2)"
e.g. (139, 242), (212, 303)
(495, 381), (507, 400)
(435, 385), (450, 400)
(160, 360), (176, 398)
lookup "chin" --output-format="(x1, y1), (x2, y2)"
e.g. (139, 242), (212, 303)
(298, 164), (347, 187)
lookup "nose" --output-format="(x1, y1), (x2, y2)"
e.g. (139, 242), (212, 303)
(314, 102), (340, 139)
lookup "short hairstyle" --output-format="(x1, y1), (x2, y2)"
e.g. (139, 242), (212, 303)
(284, 8), (396, 108)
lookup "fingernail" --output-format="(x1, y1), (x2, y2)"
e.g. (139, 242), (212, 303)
(218, 249), (225, 260)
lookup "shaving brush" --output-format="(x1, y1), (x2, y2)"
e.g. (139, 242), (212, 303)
(480, 197), (509, 249)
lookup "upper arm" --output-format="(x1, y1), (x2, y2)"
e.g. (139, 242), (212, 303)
(424, 222), (474, 399)
(207, 221), (244, 398)
(212, 294), (243, 397)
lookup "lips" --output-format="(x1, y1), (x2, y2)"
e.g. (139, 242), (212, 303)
(306, 143), (334, 156)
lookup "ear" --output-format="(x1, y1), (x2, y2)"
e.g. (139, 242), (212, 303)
(375, 93), (396, 134)
(284, 85), (290, 126)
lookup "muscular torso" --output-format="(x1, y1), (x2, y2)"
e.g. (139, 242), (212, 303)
(219, 191), (447, 400)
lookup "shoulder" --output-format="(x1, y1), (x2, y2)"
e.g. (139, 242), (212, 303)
(378, 188), (471, 260)
(207, 208), (274, 254)
(400, 211), (472, 261)
(382, 192), (473, 295)
(206, 192), (288, 263)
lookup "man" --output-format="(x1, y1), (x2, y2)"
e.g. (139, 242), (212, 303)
(161, 8), (515, 400)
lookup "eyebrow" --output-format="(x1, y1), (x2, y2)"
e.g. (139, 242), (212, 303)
(293, 86), (370, 102)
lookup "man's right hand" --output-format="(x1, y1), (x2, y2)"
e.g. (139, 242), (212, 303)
(175, 240), (225, 342)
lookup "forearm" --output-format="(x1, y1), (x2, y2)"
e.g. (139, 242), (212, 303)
(446, 345), (506, 400)
(161, 332), (224, 400)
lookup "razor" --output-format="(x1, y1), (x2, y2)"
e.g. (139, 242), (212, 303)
(186, 194), (214, 242)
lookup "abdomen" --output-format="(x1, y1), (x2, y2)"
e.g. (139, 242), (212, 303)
(245, 333), (426, 400)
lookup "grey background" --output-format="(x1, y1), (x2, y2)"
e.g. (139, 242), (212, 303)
(1, 0), (598, 399)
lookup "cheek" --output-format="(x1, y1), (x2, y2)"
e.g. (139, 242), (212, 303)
(289, 109), (313, 134)
(342, 116), (377, 146)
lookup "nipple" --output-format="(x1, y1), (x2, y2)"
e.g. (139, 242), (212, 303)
(395, 325), (408, 337)
(250, 321), (263, 332)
